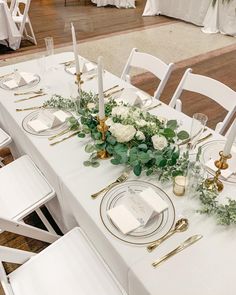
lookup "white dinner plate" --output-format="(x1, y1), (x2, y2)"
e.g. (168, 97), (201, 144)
(100, 180), (175, 245)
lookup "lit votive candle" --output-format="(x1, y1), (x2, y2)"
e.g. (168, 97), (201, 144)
(173, 176), (187, 196)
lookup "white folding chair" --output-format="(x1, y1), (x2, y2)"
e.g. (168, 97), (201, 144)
(169, 68), (236, 134)
(0, 155), (58, 234)
(0, 129), (12, 168)
(11, 0), (37, 46)
(121, 48), (174, 100)
(0, 224), (126, 295)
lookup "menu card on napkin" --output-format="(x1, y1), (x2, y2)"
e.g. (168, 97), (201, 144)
(205, 159), (233, 180)
(107, 188), (169, 234)
(107, 205), (141, 234)
(124, 188), (168, 226)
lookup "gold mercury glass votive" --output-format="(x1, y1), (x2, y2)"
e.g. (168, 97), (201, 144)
(173, 176), (187, 196)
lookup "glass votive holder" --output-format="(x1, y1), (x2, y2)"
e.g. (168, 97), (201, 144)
(173, 176), (187, 196)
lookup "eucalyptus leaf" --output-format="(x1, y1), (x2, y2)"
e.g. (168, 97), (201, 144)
(177, 130), (189, 140)
(85, 144), (95, 153)
(167, 120), (178, 130)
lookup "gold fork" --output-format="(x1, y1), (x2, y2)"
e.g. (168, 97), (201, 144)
(104, 88), (124, 98)
(91, 171), (130, 199)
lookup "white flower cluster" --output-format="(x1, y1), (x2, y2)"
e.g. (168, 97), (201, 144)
(106, 105), (168, 150)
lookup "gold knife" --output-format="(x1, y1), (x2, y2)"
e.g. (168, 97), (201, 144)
(152, 234), (203, 268)
(14, 93), (46, 103)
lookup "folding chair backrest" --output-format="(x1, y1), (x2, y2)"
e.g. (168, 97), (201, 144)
(169, 68), (236, 134)
(121, 48), (174, 100)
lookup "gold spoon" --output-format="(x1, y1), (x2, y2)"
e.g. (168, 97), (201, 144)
(147, 218), (189, 252)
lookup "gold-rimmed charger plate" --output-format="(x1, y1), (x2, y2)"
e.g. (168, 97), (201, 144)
(100, 180), (175, 245)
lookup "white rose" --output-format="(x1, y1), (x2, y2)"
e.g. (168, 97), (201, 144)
(105, 118), (114, 126)
(156, 116), (167, 124)
(132, 109), (141, 119)
(152, 135), (168, 150)
(111, 106), (129, 119)
(136, 131), (145, 141)
(87, 102), (96, 110)
(109, 123), (136, 143)
(136, 119), (147, 127)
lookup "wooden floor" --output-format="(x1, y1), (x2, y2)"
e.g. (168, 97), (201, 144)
(133, 47), (236, 131)
(0, 0), (173, 57)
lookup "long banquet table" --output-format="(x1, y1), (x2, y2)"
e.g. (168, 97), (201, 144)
(0, 0), (21, 50)
(0, 52), (236, 295)
(143, 0), (236, 36)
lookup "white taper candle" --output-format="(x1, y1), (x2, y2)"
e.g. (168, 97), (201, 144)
(98, 56), (105, 120)
(223, 119), (236, 156)
(71, 23), (80, 75)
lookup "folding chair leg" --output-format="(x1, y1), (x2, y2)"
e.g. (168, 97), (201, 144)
(28, 20), (37, 45)
(35, 208), (57, 235)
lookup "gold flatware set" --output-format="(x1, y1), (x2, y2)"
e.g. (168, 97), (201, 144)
(49, 131), (79, 146)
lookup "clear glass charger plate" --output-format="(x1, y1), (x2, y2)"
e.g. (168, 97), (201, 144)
(200, 140), (236, 184)
(100, 180), (175, 245)
(22, 108), (71, 136)
(0, 73), (40, 91)
(112, 88), (154, 109)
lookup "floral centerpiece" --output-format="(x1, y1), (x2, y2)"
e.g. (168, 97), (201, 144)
(44, 91), (190, 180)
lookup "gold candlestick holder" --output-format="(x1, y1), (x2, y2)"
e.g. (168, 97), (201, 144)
(76, 72), (83, 94)
(97, 117), (109, 159)
(205, 151), (232, 192)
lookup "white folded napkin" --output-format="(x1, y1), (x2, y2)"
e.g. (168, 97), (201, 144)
(117, 89), (150, 107)
(0, 129), (9, 144)
(205, 159), (233, 180)
(67, 61), (96, 75)
(3, 71), (36, 89)
(27, 110), (66, 133)
(107, 205), (141, 234)
(27, 120), (50, 133)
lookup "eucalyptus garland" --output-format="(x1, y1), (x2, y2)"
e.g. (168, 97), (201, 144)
(197, 182), (236, 225)
(44, 91), (190, 180)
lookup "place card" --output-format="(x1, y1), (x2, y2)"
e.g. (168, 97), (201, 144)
(205, 159), (233, 180)
(38, 110), (62, 128)
(107, 205), (141, 234)
(53, 110), (70, 123)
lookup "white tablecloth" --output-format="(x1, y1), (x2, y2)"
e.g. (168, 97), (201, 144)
(0, 0), (21, 50)
(91, 0), (135, 8)
(0, 52), (235, 295)
(143, 0), (236, 36)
